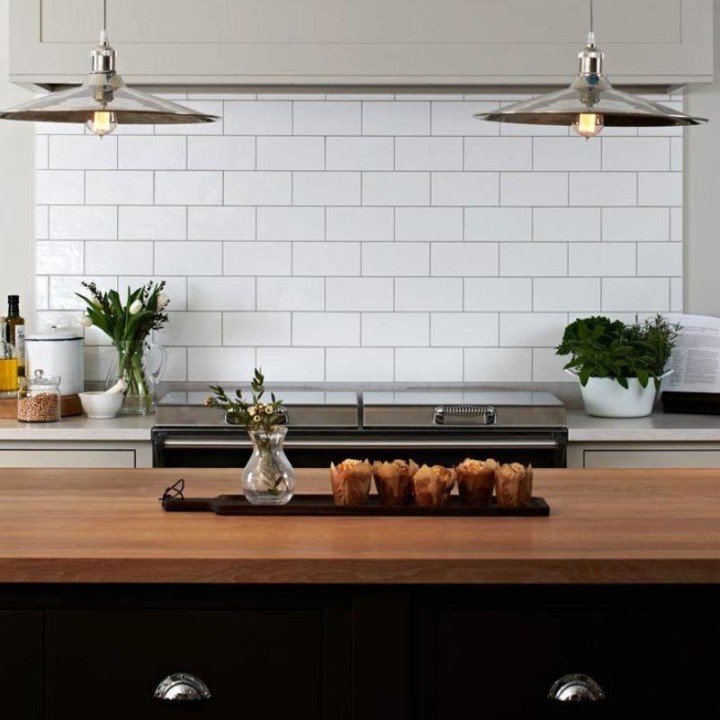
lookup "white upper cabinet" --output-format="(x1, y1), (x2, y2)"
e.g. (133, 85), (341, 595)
(10, 0), (714, 88)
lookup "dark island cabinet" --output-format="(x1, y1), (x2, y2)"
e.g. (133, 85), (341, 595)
(0, 585), (717, 720)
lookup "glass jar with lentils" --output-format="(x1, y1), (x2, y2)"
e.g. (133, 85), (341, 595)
(18, 369), (61, 423)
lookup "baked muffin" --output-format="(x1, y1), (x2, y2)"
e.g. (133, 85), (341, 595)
(372, 459), (418, 505)
(413, 464), (456, 507)
(493, 462), (533, 508)
(330, 459), (373, 506)
(456, 458), (497, 506)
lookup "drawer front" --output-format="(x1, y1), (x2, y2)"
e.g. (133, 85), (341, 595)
(0, 611), (43, 720)
(46, 609), (326, 719)
(0, 449), (135, 468)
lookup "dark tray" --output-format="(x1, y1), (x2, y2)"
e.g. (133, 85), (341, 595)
(161, 490), (550, 517)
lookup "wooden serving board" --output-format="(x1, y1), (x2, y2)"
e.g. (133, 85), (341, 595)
(0, 394), (82, 419)
(162, 493), (550, 517)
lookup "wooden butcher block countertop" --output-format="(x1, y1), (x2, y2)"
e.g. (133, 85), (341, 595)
(0, 467), (718, 585)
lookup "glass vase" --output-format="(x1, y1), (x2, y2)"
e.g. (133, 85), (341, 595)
(105, 340), (167, 415)
(242, 426), (295, 505)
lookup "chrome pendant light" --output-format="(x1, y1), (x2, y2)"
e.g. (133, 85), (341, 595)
(0, 1), (217, 137)
(476, 0), (707, 137)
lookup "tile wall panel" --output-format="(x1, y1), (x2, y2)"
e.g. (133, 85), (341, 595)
(35, 92), (683, 383)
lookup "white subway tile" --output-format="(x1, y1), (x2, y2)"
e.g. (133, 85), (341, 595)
(431, 102), (500, 136)
(501, 173), (568, 206)
(155, 171), (222, 205)
(224, 242), (292, 276)
(293, 313), (360, 346)
(119, 276), (188, 312)
(534, 278), (601, 311)
(326, 137), (394, 170)
(670, 137), (683, 172)
(500, 243), (567, 276)
(431, 243), (498, 276)
(395, 348), (463, 382)
(638, 172), (682, 206)
(35, 122), (85, 136)
(602, 278), (669, 311)
(257, 278), (324, 310)
(326, 348), (394, 381)
(187, 137), (255, 170)
(36, 171), (84, 205)
(500, 313), (566, 347)
(395, 278), (462, 311)
(49, 275), (116, 310)
(569, 243), (636, 276)
(602, 208), (669, 242)
(465, 207), (531, 242)
(362, 313), (429, 346)
(224, 171), (292, 205)
(36, 276), (49, 310)
(293, 102), (361, 135)
(155, 241), (222, 276)
(533, 208), (600, 242)
(362, 242), (429, 276)
(396, 207), (462, 242)
(670, 208), (682, 242)
(188, 207), (255, 240)
(160, 347), (188, 382)
(118, 136), (185, 170)
(119, 206), (186, 240)
(86, 241), (153, 275)
(257, 137), (324, 170)
(362, 102), (430, 135)
(86, 171), (154, 205)
(637, 243), (683, 276)
(570, 172), (636, 206)
(327, 207), (394, 241)
(431, 313), (498, 346)
(49, 206), (117, 240)
(293, 242), (361, 276)
(35, 136), (48, 169)
(465, 278), (532, 311)
(49, 136), (117, 169)
(363, 172), (430, 206)
(255, 348), (325, 382)
(602, 138), (670, 171)
(395, 137), (463, 170)
(155, 100), (223, 135)
(223, 312), (291, 345)
(156, 311), (221, 346)
(533, 348), (573, 382)
(465, 138), (532, 171)
(35, 206), (49, 239)
(326, 278), (393, 311)
(464, 348), (533, 382)
(188, 347), (256, 382)
(501, 122), (568, 137)
(224, 101), (292, 135)
(293, 172), (361, 205)
(432, 172), (498, 206)
(670, 277), (683, 312)
(533, 137), (601, 171)
(257, 207), (324, 240)
(187, 277), (255, 311)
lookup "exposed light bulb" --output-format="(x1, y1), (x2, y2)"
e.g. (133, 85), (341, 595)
(86, 111), (117, 137)
(572, 112), (604, 138)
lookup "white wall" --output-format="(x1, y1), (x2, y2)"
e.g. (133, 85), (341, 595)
(0, 0), (35, 321)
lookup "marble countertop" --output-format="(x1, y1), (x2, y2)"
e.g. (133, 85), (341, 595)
(0, 415), (154, 441)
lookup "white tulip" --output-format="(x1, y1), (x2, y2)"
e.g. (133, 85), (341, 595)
(157, 293), (170, 309)
(129, 299), (143, 315)
(79, 315), (93, 328)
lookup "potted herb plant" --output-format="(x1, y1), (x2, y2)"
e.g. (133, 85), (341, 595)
(556, 315), (679, 418)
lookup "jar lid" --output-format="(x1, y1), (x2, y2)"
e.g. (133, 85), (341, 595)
(28, 369), (61, 388)
(26, 329), (82, 341)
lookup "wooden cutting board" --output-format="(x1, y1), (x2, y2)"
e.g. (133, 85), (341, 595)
(0, 394), (82, 419)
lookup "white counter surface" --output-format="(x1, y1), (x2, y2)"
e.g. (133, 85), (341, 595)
(0, 415), (154, 441)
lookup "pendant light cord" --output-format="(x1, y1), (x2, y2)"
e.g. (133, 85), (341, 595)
(102, 0), (107, 32)
(588, 0), (595, 46)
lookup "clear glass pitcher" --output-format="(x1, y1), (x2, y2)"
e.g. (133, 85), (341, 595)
(105, 340), (167, 415)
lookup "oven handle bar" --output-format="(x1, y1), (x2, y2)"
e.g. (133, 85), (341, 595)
(159, 438), (560, 450)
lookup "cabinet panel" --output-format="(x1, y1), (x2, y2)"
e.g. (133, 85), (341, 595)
(46, 609), (329, 719)
(584, 449), (720, 468)
(0, 449), (135, 468)
(11, 0), (713, 86)
(0, 611), (43, 720)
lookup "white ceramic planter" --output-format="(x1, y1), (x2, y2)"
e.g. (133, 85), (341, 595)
(568, 370), (673, 418)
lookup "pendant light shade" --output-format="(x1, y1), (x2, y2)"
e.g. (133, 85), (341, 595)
(477, 30), (707, 136)
(0, 31), (218, 136)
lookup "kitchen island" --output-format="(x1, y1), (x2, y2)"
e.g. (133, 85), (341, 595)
(0, 467), (717, 719)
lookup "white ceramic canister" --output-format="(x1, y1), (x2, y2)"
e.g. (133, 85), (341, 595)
(25, 330), (84, 396)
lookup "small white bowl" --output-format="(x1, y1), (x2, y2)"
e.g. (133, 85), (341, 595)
(78, 391), (124, 419)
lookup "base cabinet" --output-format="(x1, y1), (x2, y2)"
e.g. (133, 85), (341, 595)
(0, 612), (42, 720)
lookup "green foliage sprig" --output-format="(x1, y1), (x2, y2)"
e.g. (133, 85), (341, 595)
(205, 368), (285, 431)
(556, 314), (679, 389)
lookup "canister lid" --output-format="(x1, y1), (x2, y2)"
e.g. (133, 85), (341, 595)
(26, 329), (83, 341)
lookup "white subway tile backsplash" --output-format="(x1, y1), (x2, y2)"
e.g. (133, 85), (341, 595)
(224, 242), (292, 276)
(119, 137), (185, 170)
(326, 348), (394, 381)
(362, 313), (429, 346)
(86, 171), (153, 205)
(49, 136), (117, 170)
(36, 95), (682, 383)
(223, 312), (291, 346)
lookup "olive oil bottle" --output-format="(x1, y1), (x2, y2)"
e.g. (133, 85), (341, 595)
(5, 295), (25, 377)
(0, 317), (18, 398)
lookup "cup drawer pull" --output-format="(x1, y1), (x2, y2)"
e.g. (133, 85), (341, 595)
(154, 673), (211, 703)
(549, 673), (605, 703)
